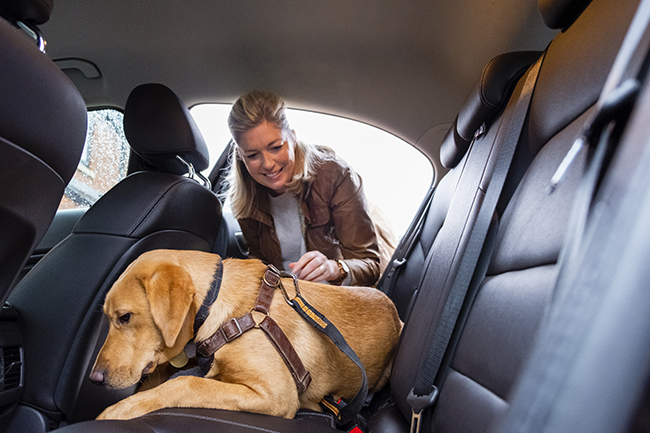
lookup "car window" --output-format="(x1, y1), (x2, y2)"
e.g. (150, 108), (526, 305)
(191, 104), (434, 238)
(59, 109), (130, 210)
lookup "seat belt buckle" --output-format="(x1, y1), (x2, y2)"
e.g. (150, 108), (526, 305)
(407, 387), (439, 433)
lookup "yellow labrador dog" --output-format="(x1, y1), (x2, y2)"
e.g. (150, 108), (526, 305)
(90, 249), (402, 420)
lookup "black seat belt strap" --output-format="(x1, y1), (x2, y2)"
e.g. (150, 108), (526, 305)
(407, 52), (545, 433)
(378, 184), (435, 297)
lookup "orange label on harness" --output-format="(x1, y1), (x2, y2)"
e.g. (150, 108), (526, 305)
(294, 297), (328, 329)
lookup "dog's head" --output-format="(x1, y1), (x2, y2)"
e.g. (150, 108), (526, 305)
(89, 254), (197, 389)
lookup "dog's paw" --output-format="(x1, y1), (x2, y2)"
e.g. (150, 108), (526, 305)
(97, 402), (132, 420)
(96, 395), (159, 420)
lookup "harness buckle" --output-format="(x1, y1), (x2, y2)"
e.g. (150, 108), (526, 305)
(220, 317), (243, 342)
(265, 265), (301, 306)
(407, 387), (439, 433)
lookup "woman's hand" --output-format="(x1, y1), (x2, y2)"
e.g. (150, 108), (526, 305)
(289, 251), (340, 282)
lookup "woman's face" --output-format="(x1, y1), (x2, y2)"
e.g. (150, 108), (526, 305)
(237, 121), (296, 195)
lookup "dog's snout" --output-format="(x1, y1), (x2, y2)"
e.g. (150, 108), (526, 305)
(89, 369), (106, 386)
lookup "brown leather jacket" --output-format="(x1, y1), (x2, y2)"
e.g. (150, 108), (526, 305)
(237, 156), (381, 286)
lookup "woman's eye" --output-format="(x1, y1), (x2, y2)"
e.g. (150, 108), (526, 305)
(245, 153), (258, 160)
(118, 313), (131, 325)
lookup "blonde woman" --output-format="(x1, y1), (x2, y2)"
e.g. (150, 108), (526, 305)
(225, 90), (380, 286)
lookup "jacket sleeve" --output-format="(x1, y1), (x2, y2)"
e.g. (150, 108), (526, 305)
(329, 165), (381, 286)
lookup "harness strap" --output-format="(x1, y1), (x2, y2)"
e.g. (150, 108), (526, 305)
(197, 314), (256, 359)
(196, 267), (312, 394)
(258, 315), (312, 393)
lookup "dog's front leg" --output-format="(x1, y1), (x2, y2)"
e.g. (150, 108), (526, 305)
(97, 374), (300, 420)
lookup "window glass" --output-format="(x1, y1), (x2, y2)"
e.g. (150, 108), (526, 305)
(191, 104), (433, 237)
(59, 109), (130, 209)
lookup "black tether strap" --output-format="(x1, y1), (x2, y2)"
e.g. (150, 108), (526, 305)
(288, 290), (368, 426)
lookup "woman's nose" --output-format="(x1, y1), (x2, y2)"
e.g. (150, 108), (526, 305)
(261, 152), (274, 169)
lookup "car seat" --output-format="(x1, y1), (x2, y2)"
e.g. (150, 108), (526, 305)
(4, 83), (222, 432)
(48, 0), (645, 431)
(0, 0), (86, 306)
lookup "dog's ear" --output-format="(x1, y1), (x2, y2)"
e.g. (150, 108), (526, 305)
(142, 264), (196, 348)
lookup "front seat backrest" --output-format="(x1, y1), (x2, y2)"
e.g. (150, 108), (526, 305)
(6, 83), (222, 432)
(0, 0), (87, 304)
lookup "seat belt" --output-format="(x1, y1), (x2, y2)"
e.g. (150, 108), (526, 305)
(378, 184), (435, 298)
(406, 52), (546, 433)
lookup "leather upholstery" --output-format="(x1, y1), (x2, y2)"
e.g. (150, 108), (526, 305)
(0, 0), (53, 24)
(441, 51), (541, 169)
(54, 408), (338, 433)
(390, 52), (537, 318)
(124, 83), (210, 175)
(0, 7), (86, 303)
(7, 85), (222, 431)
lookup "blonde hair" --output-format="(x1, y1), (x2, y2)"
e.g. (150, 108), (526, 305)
(225, 91), (330, 219)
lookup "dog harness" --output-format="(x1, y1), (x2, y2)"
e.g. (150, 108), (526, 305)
(196, 265), (312, 393)
(193, 263), (368, 427)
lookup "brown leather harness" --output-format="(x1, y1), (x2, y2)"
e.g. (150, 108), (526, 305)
(193, 263), (367, 426)
(196, 265), (312, 394)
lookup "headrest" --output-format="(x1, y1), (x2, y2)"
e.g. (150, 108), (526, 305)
(0, 0), (53, 24)
(0, 8), (86, 184)
(440, 51), (542, 169)
(538, 0), (593, 30)
(124, 83), (210, 175)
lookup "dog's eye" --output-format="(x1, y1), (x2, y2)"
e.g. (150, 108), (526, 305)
(118, 313), (131, 325)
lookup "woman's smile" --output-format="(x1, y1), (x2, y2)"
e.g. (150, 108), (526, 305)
(237, 121), (296, 194)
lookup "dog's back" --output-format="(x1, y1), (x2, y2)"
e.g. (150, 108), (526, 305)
(217, 257), (401, 410)
(255, 272), (402, 406)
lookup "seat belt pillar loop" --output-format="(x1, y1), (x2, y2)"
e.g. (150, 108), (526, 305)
(407, 386), (439, 433)
(388, 258), (407, 277)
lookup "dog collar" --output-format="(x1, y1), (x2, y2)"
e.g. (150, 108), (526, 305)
(194, 258), (223, 335)
(191, 258), (223, 375)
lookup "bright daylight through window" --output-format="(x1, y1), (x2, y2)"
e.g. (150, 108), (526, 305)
(60, 109), (129, 209)
(191, 104), (434, 238)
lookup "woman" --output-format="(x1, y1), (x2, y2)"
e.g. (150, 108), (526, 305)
(225, 90), (381, 286)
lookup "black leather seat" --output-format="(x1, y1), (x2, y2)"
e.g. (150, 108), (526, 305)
(0, 0), (86, 305)
(5, 83), (222, 432)
(385, 0), (636, 431)
(50, 0), (643, 431)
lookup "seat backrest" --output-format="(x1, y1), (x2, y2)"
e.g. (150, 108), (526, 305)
(381, 0), (640, 432)
(0, 0), (87, 305)
(382, 51), (541, 320)
(5, 83), (222, 432)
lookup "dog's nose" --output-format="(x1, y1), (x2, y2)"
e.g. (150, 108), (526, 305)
(89, 369), (106, 386)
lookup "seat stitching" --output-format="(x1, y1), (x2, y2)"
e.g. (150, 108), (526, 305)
(128, 176), (188, 236)
(295, 410), (336, 428)
(141, 411), (283, 433)
(479, 55), (501, 109)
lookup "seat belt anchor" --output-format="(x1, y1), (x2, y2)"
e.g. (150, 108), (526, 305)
(407, 386), (439, 433)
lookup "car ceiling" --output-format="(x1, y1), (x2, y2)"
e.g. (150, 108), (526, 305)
(41, 0), (556, 157)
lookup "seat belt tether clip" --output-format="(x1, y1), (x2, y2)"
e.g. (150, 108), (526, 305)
(407, 386), (439, 433)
